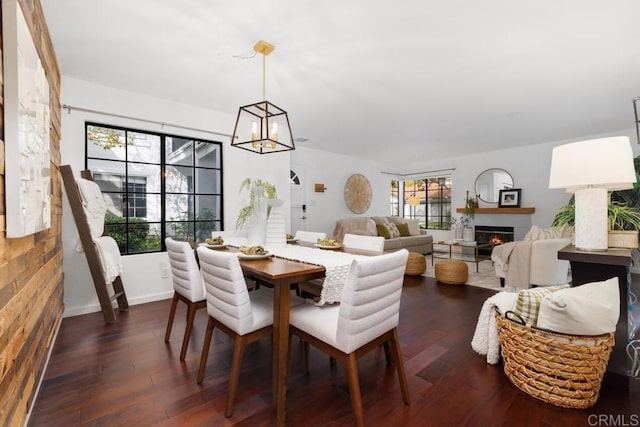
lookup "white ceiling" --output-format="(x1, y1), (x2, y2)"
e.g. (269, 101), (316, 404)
(40, 0), (640, 168)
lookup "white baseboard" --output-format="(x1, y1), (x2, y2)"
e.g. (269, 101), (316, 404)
(63, 290), (173, 318)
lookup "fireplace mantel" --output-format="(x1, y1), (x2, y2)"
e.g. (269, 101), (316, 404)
(455, 207), (535, 214)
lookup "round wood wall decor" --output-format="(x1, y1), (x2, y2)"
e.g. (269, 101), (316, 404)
(344, 173), (372, 214)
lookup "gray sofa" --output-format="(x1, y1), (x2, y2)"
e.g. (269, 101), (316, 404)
(333, 216), (433, 254)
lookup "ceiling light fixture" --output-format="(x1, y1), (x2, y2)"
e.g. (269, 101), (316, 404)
(231, 40), (294, 154)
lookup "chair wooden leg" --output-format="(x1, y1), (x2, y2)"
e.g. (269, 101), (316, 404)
(383, 342), (392, 366)
(390, 328), (410, 405)
(164, 292), (179, 342)
(180, 301), (197, 361)
(303, 341), (310, 373)
(345, 353), (364, 427)
(225, 334), (247, 418)
(197, 317), (215, 384)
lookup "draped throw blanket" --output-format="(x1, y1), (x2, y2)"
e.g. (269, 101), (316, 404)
(269, 245), (367, 305)
(491, 240), (533, 289)
(76, 178), (122, 284)
(471, 291), (517, 364)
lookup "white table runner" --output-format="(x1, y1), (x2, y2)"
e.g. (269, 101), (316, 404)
(268, 245), (368, 305)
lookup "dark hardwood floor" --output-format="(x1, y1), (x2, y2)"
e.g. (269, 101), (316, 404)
(29, 276), (639, 426)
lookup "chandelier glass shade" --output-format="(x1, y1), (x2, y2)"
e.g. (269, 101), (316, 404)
(231, 40), (295, 154)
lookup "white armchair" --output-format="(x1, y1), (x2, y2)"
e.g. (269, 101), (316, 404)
(493, 238), (571, 288)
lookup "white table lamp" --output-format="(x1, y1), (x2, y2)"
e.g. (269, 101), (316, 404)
(549, 136), (636, 251)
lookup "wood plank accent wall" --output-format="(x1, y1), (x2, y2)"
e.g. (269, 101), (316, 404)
(0, 1), (63, 425)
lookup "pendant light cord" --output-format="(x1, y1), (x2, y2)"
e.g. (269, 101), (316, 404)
(262, 51), (267, 102)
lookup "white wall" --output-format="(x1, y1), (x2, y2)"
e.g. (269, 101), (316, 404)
(290, 147), (390, 236)
(60, 77), (290, 316)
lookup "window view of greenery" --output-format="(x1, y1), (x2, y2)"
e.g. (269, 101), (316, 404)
(86, 123), (222, 254)
(391, 177), (451, 229)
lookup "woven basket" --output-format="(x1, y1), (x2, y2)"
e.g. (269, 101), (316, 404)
(405, 253), (426, 276)
(495, 310), (614, 409)
(434, 260), (468, 284)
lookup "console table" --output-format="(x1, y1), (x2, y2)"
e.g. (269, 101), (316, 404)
(557, 245), (633, 391)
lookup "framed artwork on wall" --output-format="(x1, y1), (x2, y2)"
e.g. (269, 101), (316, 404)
(498, 189), (521, 208)
(2, 0), (52, 237)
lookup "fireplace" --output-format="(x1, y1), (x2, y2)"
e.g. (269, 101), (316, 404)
(475, 225), (514, 256)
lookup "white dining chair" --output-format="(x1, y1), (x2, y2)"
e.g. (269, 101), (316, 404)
(164, 238), (207, 361)
(294, 230), (327, 243)
(289, 249), (410, 427)
(195, 247), (275, 417)
(343, 233), (385, 252)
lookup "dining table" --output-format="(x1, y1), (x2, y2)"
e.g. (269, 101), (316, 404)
(223, 241), (379, 426)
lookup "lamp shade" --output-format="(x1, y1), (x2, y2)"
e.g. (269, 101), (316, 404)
(548, 136), (636, 192)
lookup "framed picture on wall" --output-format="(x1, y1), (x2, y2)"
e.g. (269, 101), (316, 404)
(498, 189), (521, 208)
(2, 0), (52, 237)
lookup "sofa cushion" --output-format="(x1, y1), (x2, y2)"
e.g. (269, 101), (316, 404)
(396, 222), (411, 237)
(372, 216), (391, 225)
(388, 217), (421, 235)
(387, 222), (401, 238)
(376, 223), (391, 239)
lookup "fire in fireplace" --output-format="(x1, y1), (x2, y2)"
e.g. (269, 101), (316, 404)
(475, 225), (515, 256)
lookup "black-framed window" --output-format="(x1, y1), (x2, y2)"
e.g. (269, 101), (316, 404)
(86, 123), (223, 254)
(394, 176), (451, 230)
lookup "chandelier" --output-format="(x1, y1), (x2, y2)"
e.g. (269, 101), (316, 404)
(231, 40), (295, 154)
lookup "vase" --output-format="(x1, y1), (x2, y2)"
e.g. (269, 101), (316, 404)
(454, 226), (463, 241)
(265, 198), (287, 248)
(246, 194), (267, 246)
(463, 226), (474, 242)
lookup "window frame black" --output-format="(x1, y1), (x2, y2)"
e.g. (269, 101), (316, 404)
(84, 121), (224, 254)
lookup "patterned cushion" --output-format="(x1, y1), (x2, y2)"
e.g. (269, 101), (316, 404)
(512, 285), (569, 326)
(386, 222), (401, 238)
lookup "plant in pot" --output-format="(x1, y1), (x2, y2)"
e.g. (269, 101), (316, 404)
(552, 199), (640, 249)
(236, 178), (277, 245)
(553, 154), (640, 249)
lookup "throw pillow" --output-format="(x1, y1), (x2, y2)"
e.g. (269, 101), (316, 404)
(386, 222), (401, 238)
(396, 222), (411, 237)
(371, 216), (390, 225)
(512, 285), (569, 326)
(376, 223), (391, 239)
(537, 277), (620, 335)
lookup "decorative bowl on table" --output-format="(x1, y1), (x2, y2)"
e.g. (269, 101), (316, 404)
(237, 245), (272, 260)
(314, 237), (344, 250)
(203, 236), (226, 249)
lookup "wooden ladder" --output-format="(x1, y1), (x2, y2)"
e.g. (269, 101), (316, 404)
(60, 164), (129, 323)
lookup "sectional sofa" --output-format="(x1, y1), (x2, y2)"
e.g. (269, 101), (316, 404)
(333, 216), (433, 254)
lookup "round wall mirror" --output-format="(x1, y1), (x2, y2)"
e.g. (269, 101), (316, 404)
(474, 168), (513, 204)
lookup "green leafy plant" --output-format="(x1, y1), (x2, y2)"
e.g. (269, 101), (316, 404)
(552, 200), (640, 231)
(105, 213), (161, 253)
(236, 178), (277, 230)
(464, 197), (475, 222)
